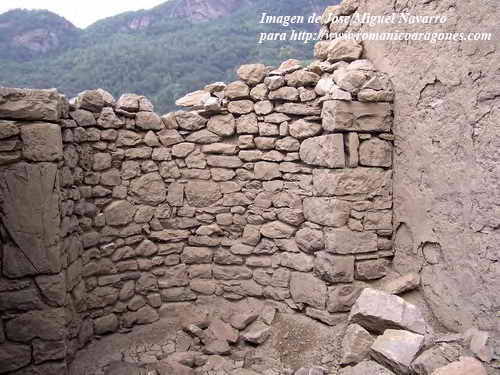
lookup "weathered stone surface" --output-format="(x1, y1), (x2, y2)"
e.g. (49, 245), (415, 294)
(312, 168), (389, 196)
(275, 103), (321, 116)
(0, 163), (61, 277)
(228, 100), (254, 114)
(286, 70), (320, 87)
(314, 252), (354, 283)
(339, 360), (395, 375)
(176, 111), (208, 131)
(0, 88), (63, 121)
(290, 272), (327, 309)
(383, 273), (420, 295)
(94, 314), (119, 335)
(130, 173), (166, 205)
(412, 343), (461, 375)
(0, 343), (32, 373)
(70, 109), (96, 126)
(185, 180), (221, 207)
(225, 81), (250, 99)
(355, 259), (387, 280)
(359, 138), (392, 167)
(176, 90), (211, 107)
(303, 197), (350, 227)
(349, 288), (426, 334)
(135, 111), (164, 130)
(327, 284), (362, 312)
(186, 129), (222, 144)
(237, 64), (267, 85)
(35, 274), (66, 306)
(326, 39), (363, 62)
(242, 321), (271, 344)
(322, 100), (392, 132)
(370, 329), (425, 375)
(300, 135), (345, 168)
(207, 114), (236, 137)
(465, 328), (494, 363)
(5, 308), (66, 342)
(98, 107), (124, 128)
(213, 266), (252, 280)
(324, 228), (377, 254)
(254, 161), (281, 180)
(260, 221), (296, 239)
(289, 119), (322, 139)
(269, 87), (299, 101)
(206, 155), (242, 168)
(281, 252), (314, 272)
(104, 200), (135, 226)
(295, 227), (324, 253)
(158, 129), (183, 146)
(341, 324), (374, 365)
(0, 120), (19, 139)
(20, 122), (62, 161)
(431, 357), (487, 375)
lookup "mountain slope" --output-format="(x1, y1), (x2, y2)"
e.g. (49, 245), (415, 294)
(0, 0), (337, 113)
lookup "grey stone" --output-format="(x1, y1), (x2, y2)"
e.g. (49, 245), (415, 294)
(383, 273), (420, 295)
(370, 329), (425, 375)
(0, 120), (19, 139)
(172, 142), (195, 157)
(33, 339), (66, 364)
(98, 107), (124, 128)
(5, 308), (66, 342)
(70, 109), (96, 126)
(176, 90), (211, 107)
(269, 87), (299, 101)
(314, 252), (354, 283)
(225, 81), (250, 99)
(0, 163), (61, 277)
(412, 344), (461, 375)
(303, 197), (350, 227)
(136, 111), (164, 130)
(295, 227), (324, 253)
(20, 122), (62, 161)
(261, 221), (296, 239)
(130, 172), (166, 205)
(288, 119), (322, 139)
(341, 324), (374, 364)
(355, 259), (387, 280)
(254, 161), (282, 180)
(280, 252), (314, 272)
(158, 129), (183, 146)
(431, 357), (487, 375)
(0, 343), (32, 373)
(324, 228), (377, 254)
(228, 100), (254, 114)
(207, 114), (236, 137)
(322, 100), (392, 132)
(465, 328), (494, 363)
(186, 129), (222, 144)
(326, 39), (363, 62)
(274, 103), (321, 116)
(340, 360), (395, 375)
(0, 87), (63, 121)
(327, 284), (362, 312)
(35, 274), (66, 306)
(290, 272), (327, 309)
(300, 134), (345, 168)
(349, 288), (426, 334)
(0, 286), (45, 311)
(312, 168), (389, 196)
(237, 64), (267, 85)
(359, 138), (393, 167)
(242, 321), (271, 344)
(185, 180), (221, 207)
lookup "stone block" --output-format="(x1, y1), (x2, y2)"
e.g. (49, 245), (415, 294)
(303, 197), (350, 227)
(312, 167), (389, 196)
(0, 343), (32, 373)
(20, 122), (63, 161)
(300, 134), (345, 168)
(324, 228), (377, 254)
(314, 252), (355, 283)
(0, 87), (63, 121)
(290, 272), (327, 309)
(6, 308), (66, 342)
(322, 100), (392, 132)
(341, 324), (374, 364)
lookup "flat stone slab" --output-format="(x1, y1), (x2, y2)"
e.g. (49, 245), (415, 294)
(0, 87), (64, 122)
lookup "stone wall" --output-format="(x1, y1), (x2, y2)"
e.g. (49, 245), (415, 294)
(0, 27), (395, 375)
(317, 0), (499, 335)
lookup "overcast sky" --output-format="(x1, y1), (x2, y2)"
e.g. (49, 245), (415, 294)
(0, 0), (168, 28)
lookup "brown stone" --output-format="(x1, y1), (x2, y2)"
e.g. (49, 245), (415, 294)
(20, 122), (63, 161)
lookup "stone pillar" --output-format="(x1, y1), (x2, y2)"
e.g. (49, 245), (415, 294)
(0, 88), (69, 374)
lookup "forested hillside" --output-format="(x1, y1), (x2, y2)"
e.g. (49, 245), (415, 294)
(0, 0), (337, 113)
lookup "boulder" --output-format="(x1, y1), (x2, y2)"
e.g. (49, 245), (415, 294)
(225, 81), (250, 99)
(349, 288), (426, 334)
(327, 284), (362, 312)
(412, 343), (461, 375)
(383, 273), (420, 295)
(241, 321), (271, 344)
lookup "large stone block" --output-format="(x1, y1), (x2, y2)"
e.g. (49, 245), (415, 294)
(0, 343), (32, 373)
(303, 197), (350, 227)
(348, 288), (426, 334)
(299, 134), (345, 168)
(322, 100), (392, 132)
(0, 87), (64, 121)
(312, 168), (390, 196)
(185, 180), (221, 207)
(359, 138), (393, 167)
(20, 122), (63, 161)
(431, 357), (487, 375)
(0, 163), (61, 277)
(314, 252), (354, 283)
(290, 272), (327, 309)
(104, 200), (136, 226)
(370, 329), (425, 375)
(324, 228), (377, 254)
(341, 324), (374, 365)
(5, 308), (66, 342)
